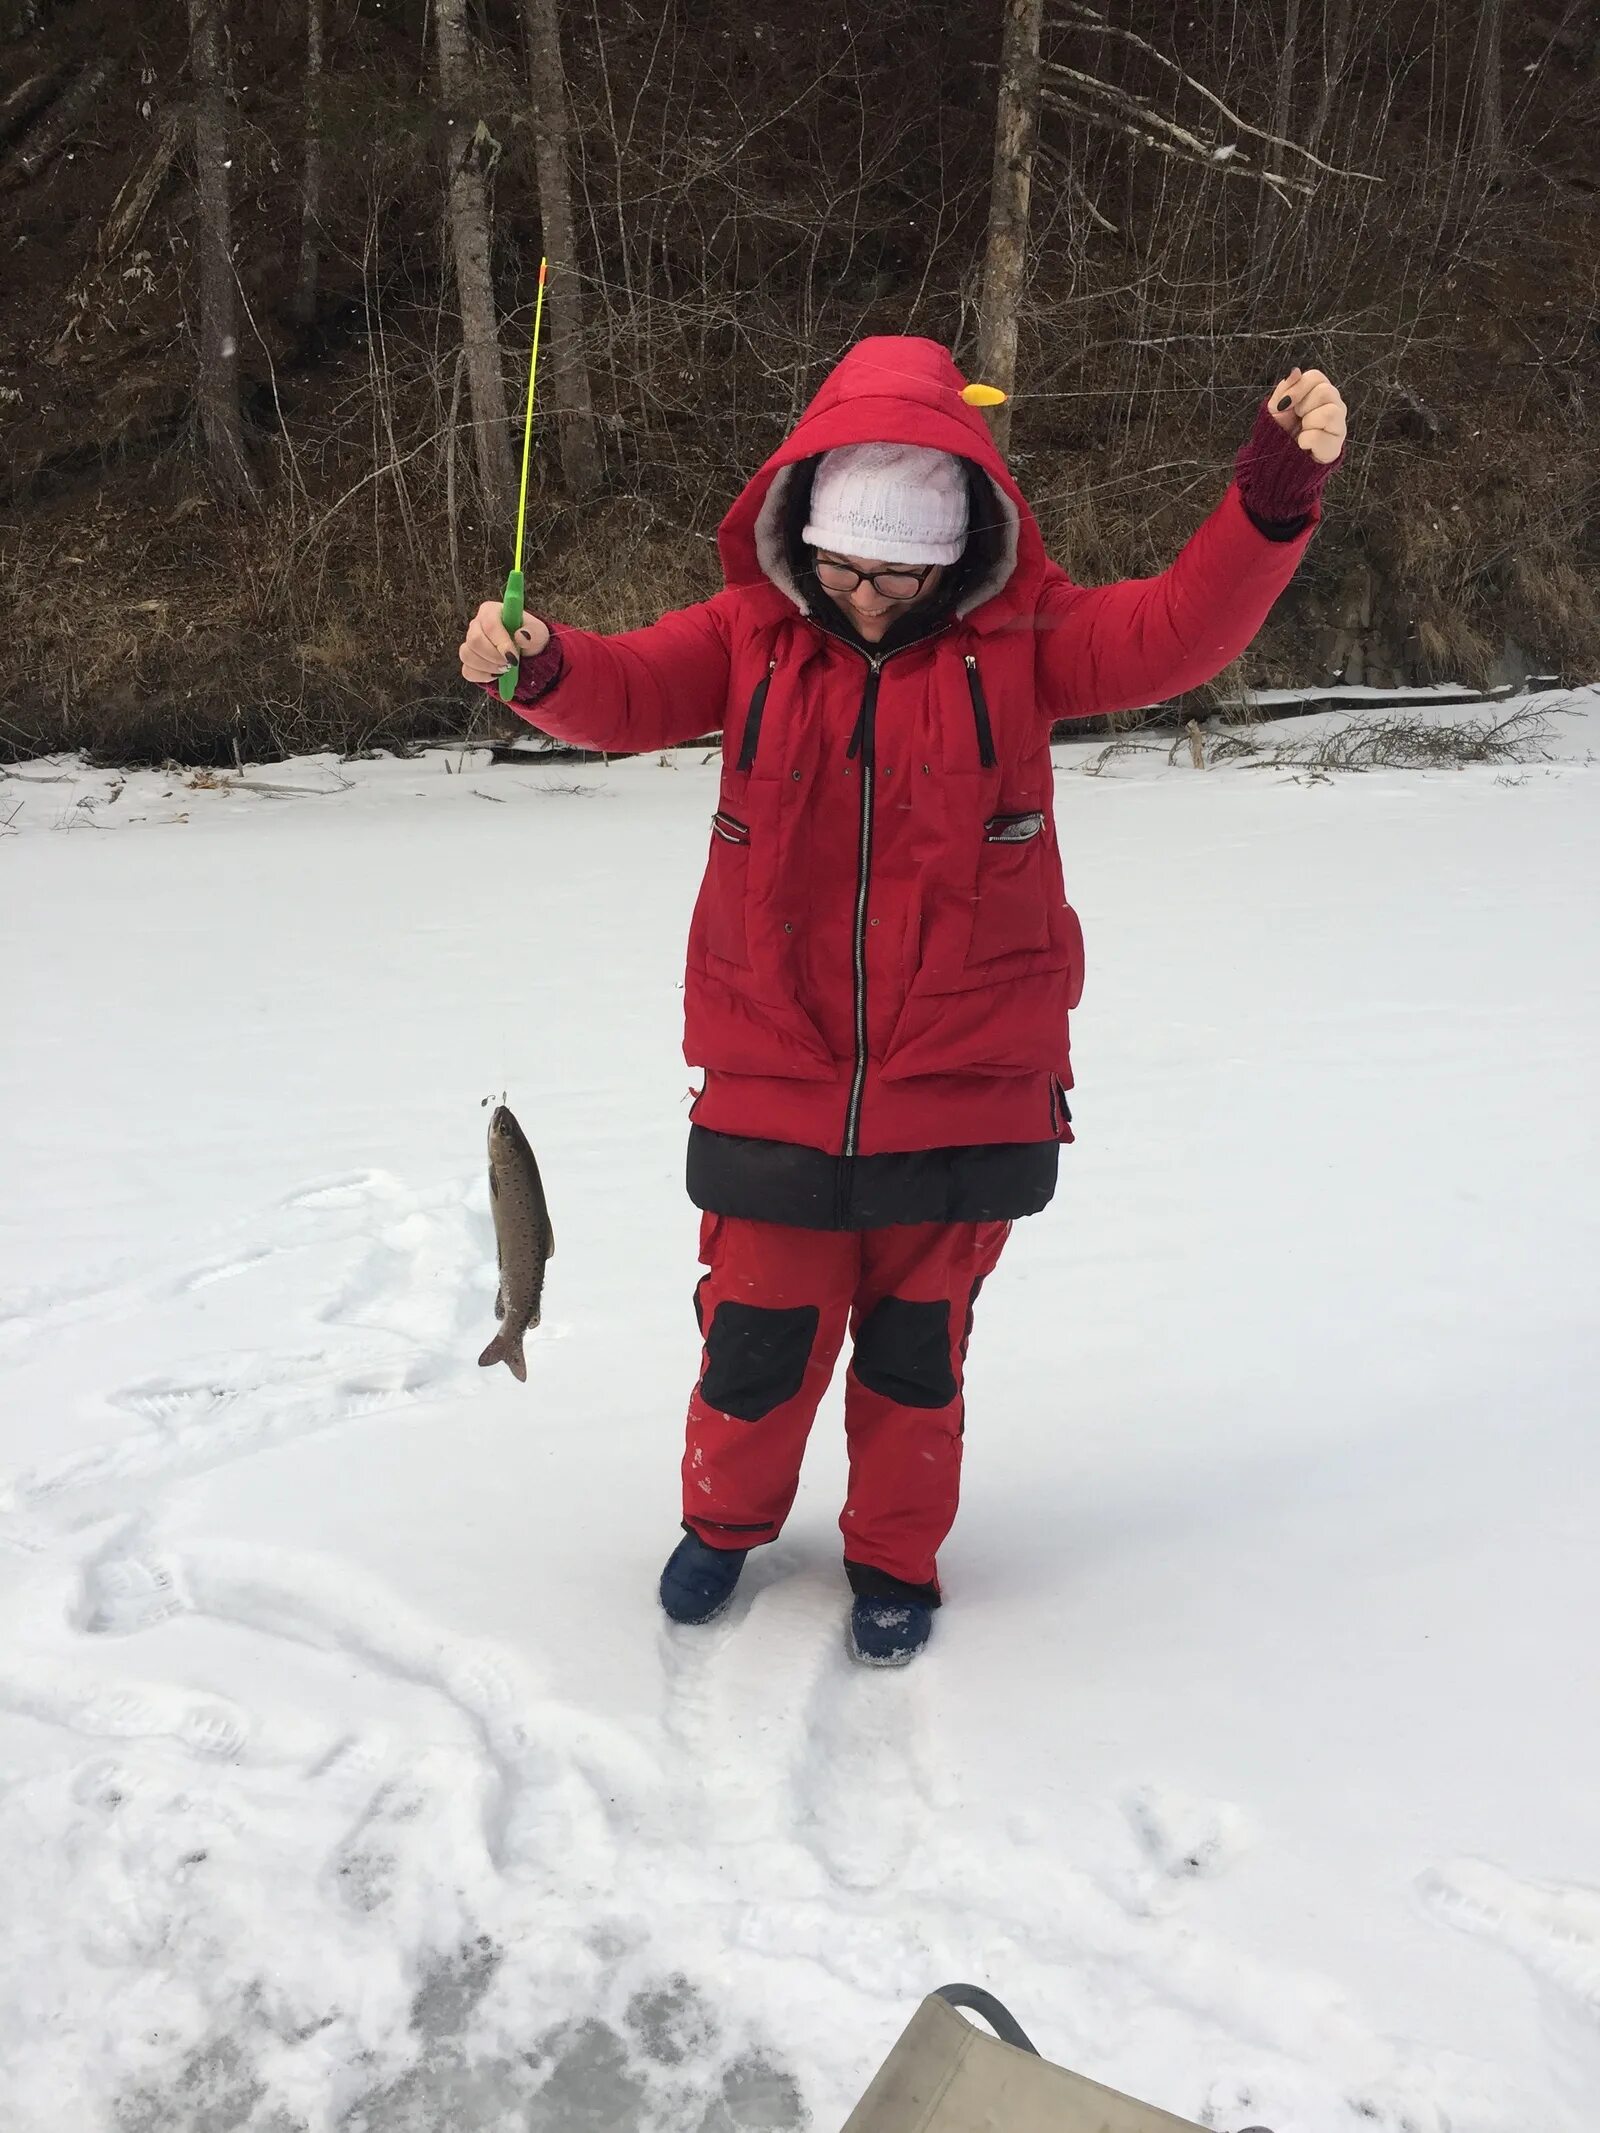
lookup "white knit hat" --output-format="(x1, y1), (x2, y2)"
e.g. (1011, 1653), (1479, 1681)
(803, 442), (969, 567)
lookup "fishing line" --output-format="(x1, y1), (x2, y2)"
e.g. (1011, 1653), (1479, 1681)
(481, 262), (550, 1102)
(498, 256), (550, 702)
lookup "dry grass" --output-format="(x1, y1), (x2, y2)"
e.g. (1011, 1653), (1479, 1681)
(1083, 700), (1559, 777)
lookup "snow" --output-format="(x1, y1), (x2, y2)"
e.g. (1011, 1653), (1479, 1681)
(2, 691), (1598, 2133)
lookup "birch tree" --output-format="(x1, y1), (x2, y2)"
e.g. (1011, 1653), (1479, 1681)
(435, 0), (515, 529)
(975, 0), (1044, 452)
(522, 0), (601, 497)
(186, 0), (253, 504)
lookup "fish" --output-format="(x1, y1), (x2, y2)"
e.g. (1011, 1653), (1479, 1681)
(478, 1103), (554, 1382)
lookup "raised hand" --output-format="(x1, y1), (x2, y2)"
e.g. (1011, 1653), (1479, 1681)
(459, 601), (551, 686)
(1268, 368), (1347, 464)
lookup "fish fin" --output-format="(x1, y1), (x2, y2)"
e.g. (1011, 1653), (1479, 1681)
(545, 1219), (554, 1261)
(494, 1281), (504, 1319)
(478, 1328), (528, 1382)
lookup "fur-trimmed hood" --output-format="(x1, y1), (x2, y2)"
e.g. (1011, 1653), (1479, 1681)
(715, 336), (1046, 628)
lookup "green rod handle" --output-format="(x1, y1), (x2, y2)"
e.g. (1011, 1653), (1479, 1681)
(497, 569), (525, 702)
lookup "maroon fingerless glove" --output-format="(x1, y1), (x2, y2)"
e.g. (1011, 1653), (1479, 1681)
(482, 627), (565, 710)
(1234, 404), (1344, 539)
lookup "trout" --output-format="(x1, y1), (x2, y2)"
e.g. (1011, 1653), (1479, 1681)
(478, 1104), (554, 1382)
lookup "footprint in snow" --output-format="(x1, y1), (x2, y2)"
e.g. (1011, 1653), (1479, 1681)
(1420, 1854), (1600, 2104)
(657, 1556), (943, 1891)
(329, 1750), (490, 1915)
(793, 1650), (939, 1894)
(1199, 2063), (1446, 2133)
(319, 1207), (486, 1349)
(657, 1558), (838, 1856)
(174, 1242), (277, 1292)
(1120, 1780), (1253, 1915)
(19, 1344), (456, 1530)
(0, 1177), (385, 1343)
(109, 1351), (332, 1429)
(0, 1656), (252, 1760)
(81, 1535), (187, 1635)
(283, 1169), (408, 1212)
(336, 1352), (452, 1409)
(93, 1536), (618, 1892)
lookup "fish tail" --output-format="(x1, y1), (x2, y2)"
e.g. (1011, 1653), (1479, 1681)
(477, 1329), (528, 1382)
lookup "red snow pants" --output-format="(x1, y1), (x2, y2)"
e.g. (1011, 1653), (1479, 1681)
(682, 1214), (1012, 1600)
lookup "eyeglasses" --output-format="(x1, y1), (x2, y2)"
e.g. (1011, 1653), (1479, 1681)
(812, 556), (937, 603)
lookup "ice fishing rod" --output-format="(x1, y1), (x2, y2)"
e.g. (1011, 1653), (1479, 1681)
(498, 257), (550, 702)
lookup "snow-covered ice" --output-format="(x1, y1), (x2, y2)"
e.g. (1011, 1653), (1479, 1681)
(1, 692), (1597, 2131)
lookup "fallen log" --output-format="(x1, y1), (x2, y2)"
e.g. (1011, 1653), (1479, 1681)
(2, 56), (120, 191)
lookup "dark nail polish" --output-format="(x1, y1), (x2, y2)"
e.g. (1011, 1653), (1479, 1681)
(1276, 395), (1294, 412)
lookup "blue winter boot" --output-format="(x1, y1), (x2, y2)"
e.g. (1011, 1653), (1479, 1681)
(848, 1594), (934, 1667)
(659, 1532), (749, 1626)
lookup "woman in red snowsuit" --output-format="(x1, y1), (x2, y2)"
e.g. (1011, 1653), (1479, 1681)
(461, 335), (1346, 1663)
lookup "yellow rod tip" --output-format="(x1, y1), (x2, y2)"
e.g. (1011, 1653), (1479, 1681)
(961, 382), (1008, 408)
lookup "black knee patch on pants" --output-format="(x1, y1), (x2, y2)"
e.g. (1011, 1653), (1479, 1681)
(852, 1296), (956, 1410)
(699, 1302), (819, 1422)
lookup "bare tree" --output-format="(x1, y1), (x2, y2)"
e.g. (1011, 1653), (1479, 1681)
(976, 0), (1045, 450)
(435, 0), (516, 528)
(291, 0), (323, 326)
(522, 0), (601, 497)
(186, 0), (253, 504)
(1472, 0), (1505, 177)
(1303, 0), (1354, 165)
(1256, 0), (1302, 251)
(1042, 6), (1358, 202)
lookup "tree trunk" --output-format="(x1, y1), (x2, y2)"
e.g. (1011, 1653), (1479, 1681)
(1303, 0), (1353, 165)
(522, 0), (601, 497)
(1473, 0), (1505, 177)
(435, 0), (515, 530)
(291, 0), (323, 326)
(975, 0), (1044, 454)
(1255, 0), (1302, 253)
(185, 0), (253, 505)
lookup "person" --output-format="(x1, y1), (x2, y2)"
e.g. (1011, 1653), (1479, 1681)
(459, 336), (1346, 1666)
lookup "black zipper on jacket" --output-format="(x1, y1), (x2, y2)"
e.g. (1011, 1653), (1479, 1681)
(736, 658), (777, 772)
(964, 653), (997, 768)
(843, 654), (883, 1163)
(817, 621), (959, 1195)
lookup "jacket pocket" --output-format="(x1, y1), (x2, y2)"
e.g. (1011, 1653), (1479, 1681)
(969, 811), (1050, 962)
(735, 661), (777, 773)
(699, 810), (751, 965)
(964, 655), (998, 769)
(984, 810), (1044, 843)
(882, 896), (1083, 1082)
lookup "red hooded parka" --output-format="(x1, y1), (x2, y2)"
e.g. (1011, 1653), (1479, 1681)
(509, 336), (1322, 1171)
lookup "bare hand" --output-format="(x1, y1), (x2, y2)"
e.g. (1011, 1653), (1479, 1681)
(459, 600), (551, 685)
(1268, 368), (1347, 464)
